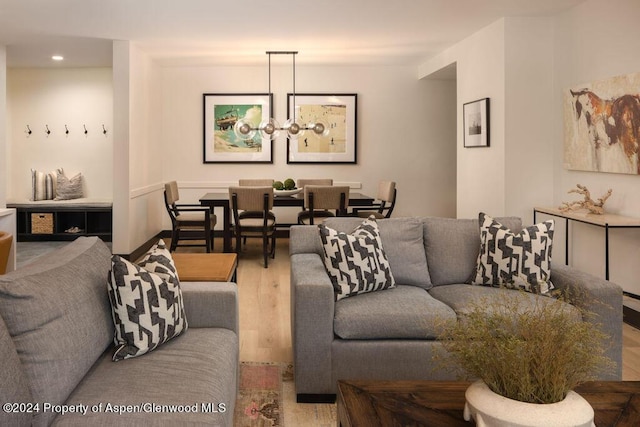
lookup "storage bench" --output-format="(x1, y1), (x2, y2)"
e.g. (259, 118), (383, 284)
(6, 198), (112, 242)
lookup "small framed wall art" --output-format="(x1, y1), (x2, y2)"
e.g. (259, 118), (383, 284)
(286, 93), (357, 164)
(463, 97), (490, 148)
(202, 93), (273, 163)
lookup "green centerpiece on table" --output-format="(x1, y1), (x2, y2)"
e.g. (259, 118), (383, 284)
(273, 178), (300, 196)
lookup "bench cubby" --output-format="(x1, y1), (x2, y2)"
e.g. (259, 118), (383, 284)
(8, 201), (112, 242)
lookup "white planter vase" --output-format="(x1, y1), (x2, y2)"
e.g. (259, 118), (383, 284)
(463, 380), (595, 427)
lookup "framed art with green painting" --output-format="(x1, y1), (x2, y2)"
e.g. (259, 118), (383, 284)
(203, 93), (273, 163)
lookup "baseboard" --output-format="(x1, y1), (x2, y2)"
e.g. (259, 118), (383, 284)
(296, 394), (336, 404)
(125, 227), (293, 261)
(623, 292), (640, 330)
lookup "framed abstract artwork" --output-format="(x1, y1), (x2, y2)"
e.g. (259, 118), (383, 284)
(463, 98), (490, 148)
(564, 72), (640, 175)
(286, 93), (357, 164)
(203, 93), (273, 163)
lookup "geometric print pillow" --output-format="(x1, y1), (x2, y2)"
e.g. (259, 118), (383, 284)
(107, 251), (188, 361)
(319, 216), (396, 301)
(136, 239), (180, 286)
(471, 212), (555, 295)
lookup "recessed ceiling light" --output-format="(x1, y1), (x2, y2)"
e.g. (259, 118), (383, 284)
(52, 55), (64, 61)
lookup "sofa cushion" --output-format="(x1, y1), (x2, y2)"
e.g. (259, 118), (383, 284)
(423, 216), (522, 286)
(0, 237), (113, 427)
(471, 213), (555, 294)
(108, 254), (188, 361)
(319, 217), (395, 300)
(0, 315), (33, 427)
(334, 285), (456, 339)
(323, 217), (432, 288)
(429, 284), (580, 321)
(53, 328), (237, 426)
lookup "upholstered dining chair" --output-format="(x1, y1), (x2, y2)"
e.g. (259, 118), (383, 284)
(352, 181), (397, 219)
(297, 178), (333, 188)
(297, 185), (350, 225)
(229, 186), (277, 268)
(238, 179), (274, 186)
(164, 181), (216, 252)
(0, 231), (13, 275)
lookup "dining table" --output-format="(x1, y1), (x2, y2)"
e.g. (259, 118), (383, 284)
(199, 191), (375, 253)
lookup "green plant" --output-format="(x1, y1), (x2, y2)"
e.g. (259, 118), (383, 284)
(435, 290), (614, 404)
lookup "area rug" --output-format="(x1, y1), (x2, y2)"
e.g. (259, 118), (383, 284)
(234, 362), (293, 427)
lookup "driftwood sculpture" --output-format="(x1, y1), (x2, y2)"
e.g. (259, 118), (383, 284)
(559, 184), (612, 215)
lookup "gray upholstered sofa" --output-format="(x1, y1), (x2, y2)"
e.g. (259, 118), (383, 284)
(0, 237), (238, 426)
(289, 216), (623, 401)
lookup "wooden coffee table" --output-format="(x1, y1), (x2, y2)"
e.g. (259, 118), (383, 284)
(171, 253), (237, 282)
(337, 380), (640, 427)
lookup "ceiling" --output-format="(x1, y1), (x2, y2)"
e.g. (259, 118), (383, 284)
(0, 0), (584, 68)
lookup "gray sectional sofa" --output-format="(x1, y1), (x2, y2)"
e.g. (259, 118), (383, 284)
(289, 216), (623, 401)
(0, 237), (238, 426)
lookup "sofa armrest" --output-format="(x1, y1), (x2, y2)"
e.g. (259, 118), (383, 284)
(180, 282), (238, 335)
(290, 253), (336, 396)
(550, 263), (623, 379)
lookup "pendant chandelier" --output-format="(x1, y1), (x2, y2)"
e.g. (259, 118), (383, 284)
(233, 51), (329, 141)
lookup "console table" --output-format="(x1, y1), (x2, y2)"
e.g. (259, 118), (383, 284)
(533, 207), (640, 281)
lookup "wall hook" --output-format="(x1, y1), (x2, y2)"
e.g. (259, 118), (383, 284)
(45, 125), (51, 135)
(25, 125), (32, 135)
(84, 124), (88, 135)
(65, 125), (69, 135)
(102, 124), (108, 135)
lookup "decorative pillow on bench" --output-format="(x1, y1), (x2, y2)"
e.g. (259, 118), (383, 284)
(471, 212), (554, 294)
(319, 216), (395, 300)
(30, 168), (58, 201)
(107, 240), (187, 360)
(55, 168), (84, 200)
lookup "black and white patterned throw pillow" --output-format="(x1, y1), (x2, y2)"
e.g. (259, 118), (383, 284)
(107, 241), (187, 361)
(136, 239), (180, 285)
(319, 216), (396, 300)
(471, 212), (554, 294)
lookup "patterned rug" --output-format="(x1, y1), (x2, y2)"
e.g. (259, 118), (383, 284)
(234, 362), (293, 427)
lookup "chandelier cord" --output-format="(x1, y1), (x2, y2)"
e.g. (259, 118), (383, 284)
(292, 53), (296, 123)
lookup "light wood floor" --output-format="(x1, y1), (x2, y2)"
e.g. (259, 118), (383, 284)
(205, 238), (640, 378)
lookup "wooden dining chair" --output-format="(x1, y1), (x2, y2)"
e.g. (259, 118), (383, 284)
(229, 186), (277, 268)
(164, 181), (216, 252)
(297, 185), (350, 225)
(352, 181), (397, 219)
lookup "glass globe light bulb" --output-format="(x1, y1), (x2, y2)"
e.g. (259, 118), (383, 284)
(233, 119), (257, 140)
(259, 118), (281, 140)
(308, 119), (330, 138)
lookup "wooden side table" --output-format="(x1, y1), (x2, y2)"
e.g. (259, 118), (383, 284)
(171, 253), (237, 282)
(337, 380), (640, 427)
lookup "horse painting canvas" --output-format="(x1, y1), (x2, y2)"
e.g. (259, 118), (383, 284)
(564, 72), (640, 175)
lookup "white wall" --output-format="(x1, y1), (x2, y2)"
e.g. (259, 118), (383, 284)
(0, 46), (6, 207)
(6, 68), (113, 200)
(160, 63), (457, 226)
(504, 18), (555, 223)
(420, 3), (640, 295)
(550, 0), (640, 295)
(112, 41), (164, 255)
